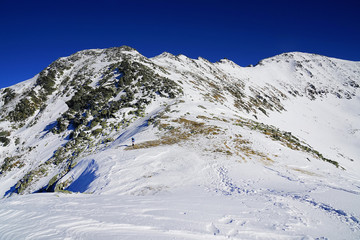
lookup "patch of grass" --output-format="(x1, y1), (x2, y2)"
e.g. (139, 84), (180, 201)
(291, 167), (321, 177)
(125, 117), (222, 150)
(126, 140), (162, 150)
(233, 140), (274, 165)
(196, 115), (211, 120)
(173, 118), (205, 128)
(213, 147), (233, 156)
(233, 117), (341, 168)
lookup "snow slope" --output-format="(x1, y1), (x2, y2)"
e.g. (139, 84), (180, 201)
(0, 47), (359, 239)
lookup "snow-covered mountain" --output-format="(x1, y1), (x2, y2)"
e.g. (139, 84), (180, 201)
(0, 46), (359, 239)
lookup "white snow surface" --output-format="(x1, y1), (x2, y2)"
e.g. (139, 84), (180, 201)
(0, 48), (360, 239)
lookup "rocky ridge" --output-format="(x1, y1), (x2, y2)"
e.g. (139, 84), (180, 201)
(0, 46), (359, 197)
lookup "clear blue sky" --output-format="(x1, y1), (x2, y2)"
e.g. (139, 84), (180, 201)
(1, 0), (359, 89)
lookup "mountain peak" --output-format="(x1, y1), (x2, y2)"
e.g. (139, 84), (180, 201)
(215, 58), (240, 67)
(256, 51), (357, 66)
(153, 51), (177, 59)
(56, 46), (142, 65)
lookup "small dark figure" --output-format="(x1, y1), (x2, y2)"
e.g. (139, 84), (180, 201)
(131, 137), (135, 147)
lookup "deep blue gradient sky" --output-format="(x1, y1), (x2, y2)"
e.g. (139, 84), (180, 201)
(1, 0), (359, 89)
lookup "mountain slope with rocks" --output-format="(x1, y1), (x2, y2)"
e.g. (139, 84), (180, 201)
(0, 46), (359, 239)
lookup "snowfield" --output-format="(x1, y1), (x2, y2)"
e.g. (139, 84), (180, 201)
(0, 47), (359, 239)
(1, 186), (358, 240)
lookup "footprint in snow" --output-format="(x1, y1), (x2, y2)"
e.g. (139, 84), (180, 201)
(207, 222), (220, 235)
(218, 216), (233, 224)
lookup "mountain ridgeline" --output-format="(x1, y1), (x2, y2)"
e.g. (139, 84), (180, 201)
(0, 46), (359, 196)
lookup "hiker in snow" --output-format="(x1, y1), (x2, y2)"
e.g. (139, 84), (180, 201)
(132, 137), (135, 147)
